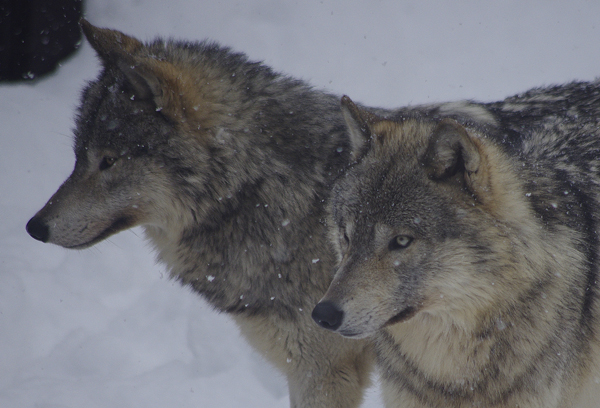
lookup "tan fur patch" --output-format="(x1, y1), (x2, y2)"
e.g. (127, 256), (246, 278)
(141, 58), (229, 134)
(81, 19), (143, 59)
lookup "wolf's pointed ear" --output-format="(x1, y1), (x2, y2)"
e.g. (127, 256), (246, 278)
(81, 20), (163, 108)
(80, 19), (144, 61)
(423, 119), (492, 201)
(341, 96), (381, 160)
(114, 59), (164, 105)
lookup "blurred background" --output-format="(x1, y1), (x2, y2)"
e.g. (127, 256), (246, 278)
(1, 1), (600, 407)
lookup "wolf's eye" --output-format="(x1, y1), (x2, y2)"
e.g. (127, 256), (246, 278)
(338, 228), (350, 253)
(343, 231), (350, 244)
(99, 156), (117, 171)
(389, 235), (413, 251)
(340, 231), (350, 247)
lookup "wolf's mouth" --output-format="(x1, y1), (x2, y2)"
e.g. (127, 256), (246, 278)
(384, 306), (417, 327)
(338, 330), (361, 338)
(338, 306), (418, 338)
(66, 216), (136, 249)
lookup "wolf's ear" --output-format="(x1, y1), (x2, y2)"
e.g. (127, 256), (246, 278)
(423, 119), (492, 201)
(81, 19), (164, 109)
(114, 59), (164, 106)
(80, 19), (144, 62)
(341, 96), (382, 160)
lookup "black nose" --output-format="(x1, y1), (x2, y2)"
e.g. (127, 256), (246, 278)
(26, 217), (49, 242)
(312, 301), (344, 331)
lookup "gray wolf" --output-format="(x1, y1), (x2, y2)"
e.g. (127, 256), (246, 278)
(25, 20), (377, 408)
(312, 88), (600, 407)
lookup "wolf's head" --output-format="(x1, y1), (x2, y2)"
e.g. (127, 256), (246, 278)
(26, 20), (263, 248)
(312, 96), (528, 338)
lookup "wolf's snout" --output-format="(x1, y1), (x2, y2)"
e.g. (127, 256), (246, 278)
(26, 217), (49, 243)
(312, 301), (344, 331)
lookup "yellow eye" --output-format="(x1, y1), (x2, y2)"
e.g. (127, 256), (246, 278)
(389, 235), (413, 250)
(99, 156), (117, 170)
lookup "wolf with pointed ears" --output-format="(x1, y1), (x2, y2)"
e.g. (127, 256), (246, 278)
(25, 20), (377, 408)
(313, 89), (600, 407)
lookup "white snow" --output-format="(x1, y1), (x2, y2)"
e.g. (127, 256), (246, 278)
(2, 1), (600, 407)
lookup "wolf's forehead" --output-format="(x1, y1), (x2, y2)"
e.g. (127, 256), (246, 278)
(338, 172), (418, 214)
(371, 118), (434, 154)
(75, 86), (167, 152)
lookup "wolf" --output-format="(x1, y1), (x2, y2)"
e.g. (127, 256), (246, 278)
(25, 20), (378, 408)
(312, 87), (600, 407)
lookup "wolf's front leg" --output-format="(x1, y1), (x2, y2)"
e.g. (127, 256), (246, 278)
(234, 314), (374, 408)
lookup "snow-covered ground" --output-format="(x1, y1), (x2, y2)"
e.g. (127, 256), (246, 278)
(2, 1), (600, 407)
